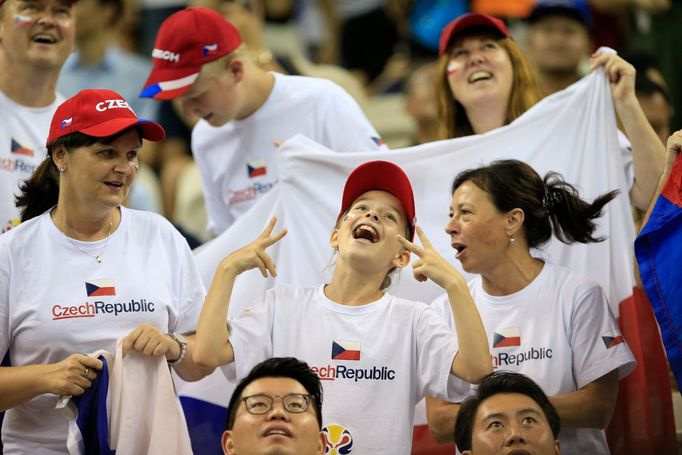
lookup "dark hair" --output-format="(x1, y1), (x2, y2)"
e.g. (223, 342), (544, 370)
(451, 159), (618, 248)
(454, 371), (560, 450)
(225, 357), (323, 430)
(16, 128), (141, 222)
(618, 51), (671, 103)
(635, 73), (671, 104)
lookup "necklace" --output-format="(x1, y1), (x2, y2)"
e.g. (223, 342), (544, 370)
(56, 212), (114, 264)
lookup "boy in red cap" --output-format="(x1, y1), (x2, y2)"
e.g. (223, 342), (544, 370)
(193, 160), (492, 454)
(140, 7), (387, 236)
(0, 0), (77, 233)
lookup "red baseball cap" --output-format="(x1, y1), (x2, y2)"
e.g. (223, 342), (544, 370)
(337, 161), (416, 241)
(140, 7), (242, 100)
(439, 13), (510, 56)
(47, 89), (165, 146)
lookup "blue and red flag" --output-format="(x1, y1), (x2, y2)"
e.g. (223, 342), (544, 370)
(331, 340), (361, 361)
(11, 138), (33, 156)
(635, 153), (682, 390)
(86, 279), (116, 297)
(492, 328), (521, 348)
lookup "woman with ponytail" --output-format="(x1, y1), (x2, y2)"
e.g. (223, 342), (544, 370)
(426, 159), (636, 454)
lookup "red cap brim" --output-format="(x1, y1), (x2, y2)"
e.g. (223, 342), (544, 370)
(140, 67), (200, 100)
(439, 13), (510, 56)
(81, 118), (166, 142)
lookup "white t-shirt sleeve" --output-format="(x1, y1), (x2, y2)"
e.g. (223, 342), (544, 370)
(321, 82), (388, 153)
(415, 305), (468, 403)
(169, 230), (206, 334)
(569, 284), (636, 389)
(222, 289), (276, 381)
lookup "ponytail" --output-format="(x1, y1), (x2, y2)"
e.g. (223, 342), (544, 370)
(16, 157), (60, 222)
(542, 172), (619, 245)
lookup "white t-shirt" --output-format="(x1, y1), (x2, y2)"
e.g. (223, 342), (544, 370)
(432, 262), (636, 455)
(0, 207), (206, 454)
(192, 72), (387, 235)
(0, 90), (64, 233)
(224, 284), (466, 455)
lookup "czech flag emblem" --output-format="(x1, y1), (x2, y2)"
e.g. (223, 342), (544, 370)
(247, 159), (267, 178)
(331, 340), (361, 361)
(85, 279), (116, 297)
(602, 331), (625, 349)
(493, 327), (521, 348)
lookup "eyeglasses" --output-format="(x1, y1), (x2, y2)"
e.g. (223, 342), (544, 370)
(241, 393), (313, 415)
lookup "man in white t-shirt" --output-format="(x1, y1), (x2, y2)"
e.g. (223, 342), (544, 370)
(140, 7), (387, 235)
(222, 357), (324, 455)
(0, 0), (76, 232)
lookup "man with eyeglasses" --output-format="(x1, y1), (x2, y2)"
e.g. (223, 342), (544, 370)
(222, 357), (325, 455)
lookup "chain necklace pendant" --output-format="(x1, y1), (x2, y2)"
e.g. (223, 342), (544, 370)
(55, 211), (114, 264)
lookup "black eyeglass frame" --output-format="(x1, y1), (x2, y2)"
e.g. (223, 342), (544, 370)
(240, 393), (315, 415)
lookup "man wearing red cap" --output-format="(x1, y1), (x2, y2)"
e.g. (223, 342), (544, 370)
(140, 7), (387, 236)
(0, 0), (76, 233)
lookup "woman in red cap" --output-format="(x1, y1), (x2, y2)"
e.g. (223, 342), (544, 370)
(436, 12), (662, 212)
(193, 160), (492, 454)
(0, 89), (210, 453)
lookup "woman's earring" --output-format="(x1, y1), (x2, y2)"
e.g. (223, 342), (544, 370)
(508, 234), (516, 244)
(59, 168), (65, 176)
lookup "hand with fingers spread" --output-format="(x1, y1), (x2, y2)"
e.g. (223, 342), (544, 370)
(121, 323), (180, 361)
(194, 217), (287, 370)
(44, 354), (103, 397)
(397, 225), (466, 292)
(219, 217), (287, 279)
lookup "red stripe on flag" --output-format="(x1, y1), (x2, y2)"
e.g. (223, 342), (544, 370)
(608, 335), (625, 349)
(606, 288), (676, 454)
(90, 287), (115, 296)
(660, 153), (682, 207)
(332, 350), (361, 361)
(495, 337), (520, 348)
(249, 167), (266, 178)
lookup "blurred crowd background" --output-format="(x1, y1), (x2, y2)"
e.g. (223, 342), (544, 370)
(59, 0), (678, 246)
